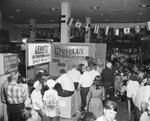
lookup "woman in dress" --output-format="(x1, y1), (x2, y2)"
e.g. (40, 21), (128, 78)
(86, 75), (105, 118)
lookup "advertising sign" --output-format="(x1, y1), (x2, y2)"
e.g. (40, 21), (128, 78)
(3, 54), (18, 74)
(54, 45), (89, 58)
(28, 43), (51, 66)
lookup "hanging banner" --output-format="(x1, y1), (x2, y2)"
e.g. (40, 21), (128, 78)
(54, 45), (89, 58)
(27, 43), (51, 66)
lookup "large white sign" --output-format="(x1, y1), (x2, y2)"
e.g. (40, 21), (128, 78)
(28, 43), (51, 66)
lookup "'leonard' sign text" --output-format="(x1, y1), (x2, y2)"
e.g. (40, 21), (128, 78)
(28, 43), (51, 66)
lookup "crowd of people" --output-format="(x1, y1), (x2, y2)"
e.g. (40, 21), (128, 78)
(1, 55), (150, 121)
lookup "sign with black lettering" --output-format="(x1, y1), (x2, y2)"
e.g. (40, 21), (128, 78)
(28, 43), (51, 66)
(3, 55), (18, 74)
(54, 45), (89, 58)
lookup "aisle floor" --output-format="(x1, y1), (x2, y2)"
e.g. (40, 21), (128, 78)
(59, 100), (135, 121)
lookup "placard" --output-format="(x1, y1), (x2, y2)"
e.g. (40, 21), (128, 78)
(54, 45), (89, 58)
(3, 54), (18, 74)
(27, 43), (51, 66)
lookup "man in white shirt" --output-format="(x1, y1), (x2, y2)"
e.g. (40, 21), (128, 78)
(78, 66), (93, 111)
(55, 69), (75, 97)
(90, 63), (100, 81)
(67, 65), (81, 89)
(134, 81), (150, 121)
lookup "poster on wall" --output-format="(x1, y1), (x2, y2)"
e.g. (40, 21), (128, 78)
(3, 54), (18, 74)
(27, 43), (51, 66)
(54, 45), (89, 63)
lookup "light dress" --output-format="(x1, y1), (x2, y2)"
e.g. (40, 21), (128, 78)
(87, 85), (105, 118)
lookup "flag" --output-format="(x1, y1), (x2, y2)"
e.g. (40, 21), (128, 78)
(146, 21), (150, 31)
(67, 17), (74, 26)
(105, 26), (109, 35)
(94, 25), (100, 34)
(135, 25), (140, 34)
(114, 27), (119, 36)
(75, 21), (82, 28)
(124, 27), (130, 35)
(84, 23), (90, 32)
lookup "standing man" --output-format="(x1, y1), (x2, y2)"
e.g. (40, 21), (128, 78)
(67, 65), (81, 89)
(5, 70), (27, 121)
(101, 62), (115, 100)
(78, 66), (93, 111)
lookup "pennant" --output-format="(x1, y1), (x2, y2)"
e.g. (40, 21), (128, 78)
(146, 21), (150, 31)
(61, 15), (66, 23)
(84, 23), (90, 32)
(67, 17), (74, 26)
(75, 21), (82, 28)
(124, 27), (130, 35)
(114, 27), (119, 36)
(105, 26), (109, 35)
(135, 25), (140, 34)
(94, 25), (100, 34)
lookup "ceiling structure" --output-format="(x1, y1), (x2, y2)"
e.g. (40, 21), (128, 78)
(0, 0), (150, 24)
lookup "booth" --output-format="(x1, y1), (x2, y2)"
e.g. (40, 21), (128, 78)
(50, 43), (106, 76)
(26, 43), (51, 79)
(0, 53), (18, 121)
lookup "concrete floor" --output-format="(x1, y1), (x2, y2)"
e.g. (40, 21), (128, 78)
(59, 100), (135, 121)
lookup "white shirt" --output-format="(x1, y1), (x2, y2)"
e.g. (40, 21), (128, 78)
(43, 89), (59, 117)
(97, 115), (116, 121)
(126, 80), (140, 103)
(31, 90), (43, 110)
(140, 112), (150, 121)
(134, 86), (150, 111)
(56, 73), (75, 91)
(79, 71), (93, 87)
(67, 69), (81, 83)
(90, 70), (100, 81)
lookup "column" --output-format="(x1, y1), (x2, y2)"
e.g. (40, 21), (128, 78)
(29, 19), (36, 42)
(61, 2), (71, 43)
(85, 17), (91, 43)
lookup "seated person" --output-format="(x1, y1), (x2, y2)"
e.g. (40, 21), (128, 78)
(78, 111), (96, 121)
(19, 107), (39, 121)
(55, 69), (75, 97)
(97, 100), (119, 121)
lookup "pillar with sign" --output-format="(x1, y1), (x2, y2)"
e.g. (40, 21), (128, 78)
(85, 17), (91, 43)
(30, 19), (36, 42)
(61, 2), (71, 44)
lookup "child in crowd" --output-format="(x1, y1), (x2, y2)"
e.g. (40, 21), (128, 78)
(43, 79), (60, 121)
(97, 100), (119, 121)
(78, 111), (96, 121)
(19, 107), (39, 121)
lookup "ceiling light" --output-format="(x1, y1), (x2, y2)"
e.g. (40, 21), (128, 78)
(137, 13), (144, 15)
(50, 20), (54, 22)
(16, 9), (21, 12)
(90, 7), (100, 10)
(114, 9), (125, 12)
(49, 8), (57, 11)
(139, 4), (149, 8)
(99, 13), (104, 16)
(9, 16), (14, 18)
